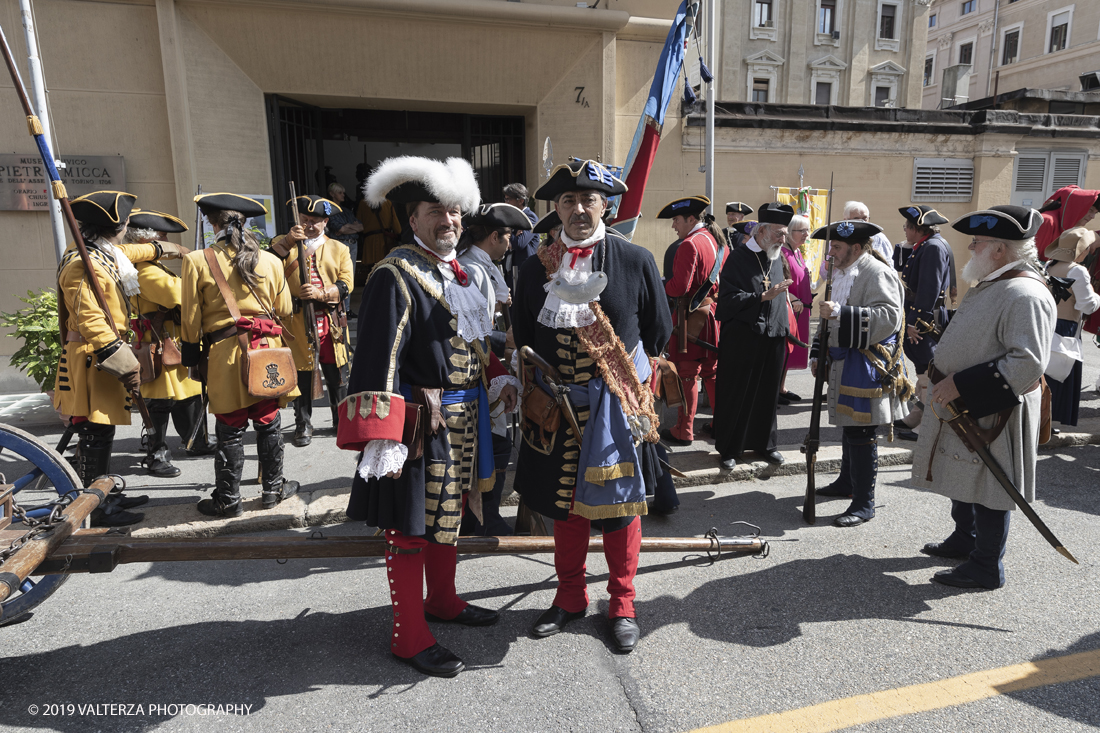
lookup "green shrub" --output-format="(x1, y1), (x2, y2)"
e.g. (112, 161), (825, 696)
(0, 289), (62, 392)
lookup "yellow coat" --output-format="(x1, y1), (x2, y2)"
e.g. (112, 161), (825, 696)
(356, 199), (402, 266)
(180, 242), (299, 415)
(130, 261), (203, 402)
(274, 235), (353, 371)
(53, 242), (158, 425)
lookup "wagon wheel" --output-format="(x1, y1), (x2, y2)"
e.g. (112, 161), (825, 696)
(0, 424), (80, 626)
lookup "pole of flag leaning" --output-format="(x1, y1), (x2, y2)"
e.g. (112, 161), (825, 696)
(0, 21), (154, 431)
(609, 1), (690, 240)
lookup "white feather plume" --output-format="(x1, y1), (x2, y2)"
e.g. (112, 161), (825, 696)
(363, 156), (481, 212)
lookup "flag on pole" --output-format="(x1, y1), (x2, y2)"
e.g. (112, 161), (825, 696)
(609, 1), (690, 240)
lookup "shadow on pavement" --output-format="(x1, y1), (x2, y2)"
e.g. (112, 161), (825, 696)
(1004, 630), (1100, 729)
(1036, 445), (1100, 518)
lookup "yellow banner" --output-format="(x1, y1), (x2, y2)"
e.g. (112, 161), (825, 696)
(776, 187), (829, 289)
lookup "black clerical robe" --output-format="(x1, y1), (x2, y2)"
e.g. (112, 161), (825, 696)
(714, 239), (788, 457)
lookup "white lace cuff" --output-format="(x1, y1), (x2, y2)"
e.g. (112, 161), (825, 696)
(357, 440), (408, 481)
(489, 374), (521, 413)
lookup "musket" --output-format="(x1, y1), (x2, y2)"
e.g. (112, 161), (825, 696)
(800, 172), (836, 525)
(520, 345), (687, 479)
(288, 181), (325, 401)
(686, 333), (719, 354)
(185, 184), (208, 452)
(938, 399), (1077, 564)
(0, 24), (152, 432)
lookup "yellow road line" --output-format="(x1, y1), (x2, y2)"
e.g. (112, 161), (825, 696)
(690, 648), (1100, 733)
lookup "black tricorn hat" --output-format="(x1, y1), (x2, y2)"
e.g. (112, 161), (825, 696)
(899, 204), (949, 227)
(951, 205), (1041, 240)
(533, 210), (561, 235)
(657, 195), (710, 219)
(195, 193), (268, 218)
(463, 203), (534, 231)
(129, 209), (188, 233)
(534, 160), (627, 201)
(725, 201), (753, 215)
(288, 195), (341, 218)
(811, 220), (883, 244)
(731, 220), (757, 234)
(757, 202), (795, 226)
(70, 190), (137, 227)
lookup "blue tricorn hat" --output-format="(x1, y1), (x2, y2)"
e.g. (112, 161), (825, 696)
(534, 160), (627, 201)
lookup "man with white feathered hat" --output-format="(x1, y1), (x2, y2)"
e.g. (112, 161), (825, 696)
(337, 156), (520, 678)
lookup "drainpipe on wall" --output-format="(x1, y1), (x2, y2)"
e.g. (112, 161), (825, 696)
(704, 0), (716, 208)
(985, 0), (1000, 99)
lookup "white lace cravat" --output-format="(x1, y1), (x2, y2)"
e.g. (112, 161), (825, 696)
(414, 236), (493, 342)
(105, 241), (141, 297)
(538, 221), (606, 329)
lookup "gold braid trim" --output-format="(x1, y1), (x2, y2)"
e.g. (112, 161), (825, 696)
(584, 462), (635, 486)
(538, 239), (661, 443)
(571, 499), (649, 520)
(835, 403), (874, 423)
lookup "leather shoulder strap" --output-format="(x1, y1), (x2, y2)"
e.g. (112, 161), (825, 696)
(203, 247), (242, 322)
(993, 268), (1045, 286)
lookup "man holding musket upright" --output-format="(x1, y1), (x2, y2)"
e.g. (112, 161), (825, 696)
(659, 195), (725, 446)
(911, 206), (1054, 590)
(271, 196), (354, 447)
(339, 157), (519, 678)
(713, 202), (794, 469)
(810, 220), (911, 527)
(513, 160), (671, 654)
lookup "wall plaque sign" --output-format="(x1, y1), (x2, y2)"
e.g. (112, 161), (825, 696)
(0, 154), (126, 211)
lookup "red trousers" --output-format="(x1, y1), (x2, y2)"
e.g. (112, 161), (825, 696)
(215, 399), (279, 428)
(671, 358), (717, 442)
(552, 514), (641, 619)
(384, 529), (469, 658)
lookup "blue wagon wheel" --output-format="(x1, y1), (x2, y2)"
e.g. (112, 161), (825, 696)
(0, 424), (80, 626)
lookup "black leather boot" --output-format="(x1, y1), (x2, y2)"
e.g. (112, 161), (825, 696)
(293, 373), (313, 447)
(142, 400), (181, 478)
(78, 423), (144, 527)
(197, 421), (245, 518)
(172, 395), (216, 456)
(322, 362), (348, 432)
(256, 413), (299, 509)
(817, 429), (854, 498)
(835, 426), (878, 527)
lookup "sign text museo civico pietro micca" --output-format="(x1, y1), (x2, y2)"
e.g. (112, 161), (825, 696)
(0, 154), (126, 211)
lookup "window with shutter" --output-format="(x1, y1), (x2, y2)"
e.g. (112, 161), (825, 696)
(1051, 155), (1083, 189)
(1010, 151), (1087, 206)
(1014, 157), (1047, 192)
(911, 158), (974, 202)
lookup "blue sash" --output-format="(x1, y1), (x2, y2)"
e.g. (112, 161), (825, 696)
(829, 333), (898, 422)
(400, 383), (494, 488)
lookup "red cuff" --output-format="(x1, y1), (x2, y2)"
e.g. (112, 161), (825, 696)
(486, 352), (507, 381)
(336, 391), (405, 451)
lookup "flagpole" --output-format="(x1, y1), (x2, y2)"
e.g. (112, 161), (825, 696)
(18, 0), (66, 263)
(704, 0), (716, 210)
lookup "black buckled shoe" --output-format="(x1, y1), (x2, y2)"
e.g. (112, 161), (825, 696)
(659, 429), (691, 447)
(834, 514), (871, 527)
(531, 605), (586, 638)
(426, 604), (499, 627)
(262, 479), (299, 510)
(920, 541), (972, 559)
(196, 498), (244, 518)
(719, 455), (737, 470)
(931, 568), (994, 589)
(816, 482), (852, 498)
(758, 449), (785, 465)
(108, 492), (149, 510)
(394, 643), (465, 678)
(187, 436), (218, 457)
(611, 617), (640, 653)
(90, 505), (144, 528)
(895, 429), (918, 442)
(142, 448), (181, 479)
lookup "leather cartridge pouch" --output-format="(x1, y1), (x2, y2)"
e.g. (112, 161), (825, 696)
(134, 341), (161, 385)
(402, 402), (427, 462)
(202, 248), (297, 399)
(657, 356), (685, 408)
(521, 380), (561, 447)
(407, 386), (445, 436)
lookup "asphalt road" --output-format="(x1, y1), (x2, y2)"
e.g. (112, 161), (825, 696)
(1, 444), (1098, 732)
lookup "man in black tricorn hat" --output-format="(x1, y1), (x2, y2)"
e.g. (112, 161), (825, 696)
(910, 206), (1053, 590)
(340, 156), (519, 678)
(713, 202), (794, 469)
(810, 220), (911, 527)
(723, 201), (753, 249)
(513, 159), (671, 654)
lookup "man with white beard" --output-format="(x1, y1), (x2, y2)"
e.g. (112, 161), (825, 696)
(910, 205), (1054, 590)
(714, 202), (794, 468)
(810, 220), (911, 527)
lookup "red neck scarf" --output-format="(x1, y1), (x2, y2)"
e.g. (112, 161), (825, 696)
(419, 244), (469, 286)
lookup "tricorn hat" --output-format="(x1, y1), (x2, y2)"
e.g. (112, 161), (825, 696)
(365, 156), (481, 212)
(70, 190), (137, 227)
(533, 210), (562, 235)
(811, 220), (883, 244)
(951, 205), (1041, 240)
(899, 205), (949, 228)
(657, 195), (710, 219)
(725, 201), (753, 215)
(1045, 227), (1098, 263)
(462, 202), (533, 231)
(128, 209), (188, 233)
(288, 195), (341, 218)
(731, 220), (757, 235)
(757, 202), (795, 226)
(195, 193), (268, 218)
(534, 160), (627, 201)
